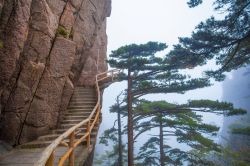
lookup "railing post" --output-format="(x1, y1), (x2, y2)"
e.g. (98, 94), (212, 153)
(69, 131), (75, 166)
(46, 150), (55, 166)
(87, 121), (91, 149)
(97, 105), (100, 124)
(111, 70), (114, 81)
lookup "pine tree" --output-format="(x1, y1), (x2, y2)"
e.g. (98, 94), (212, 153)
(109, 42), (212, 165)
(99, 99), (246, 165)
(168, 0), (250, 81)
(99, 93), (127, 166)
(134, 100), (246, 165)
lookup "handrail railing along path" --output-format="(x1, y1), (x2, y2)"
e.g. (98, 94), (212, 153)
(34, 69), (121, 166)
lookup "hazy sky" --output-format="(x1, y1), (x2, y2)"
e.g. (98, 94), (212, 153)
(107, 0), (215, 53)
(106, 0), (223, 102)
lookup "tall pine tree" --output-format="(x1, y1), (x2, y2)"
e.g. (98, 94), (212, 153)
(109, 41), (212, 165)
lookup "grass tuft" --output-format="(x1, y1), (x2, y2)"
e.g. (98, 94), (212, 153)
(56, 26), (69, 38)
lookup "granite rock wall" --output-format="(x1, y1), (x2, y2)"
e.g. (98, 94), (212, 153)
(0, 0), (110, 145)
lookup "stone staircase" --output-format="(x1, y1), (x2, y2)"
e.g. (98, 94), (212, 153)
(0, 87), (101, 165)
(0, 70), (120, 165)
(19, 87), (99, 149)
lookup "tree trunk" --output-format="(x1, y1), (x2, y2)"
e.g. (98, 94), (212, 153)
(117, 103), (123, 166)
(127, 69), (134, 166)
(159, 113), (164, 166)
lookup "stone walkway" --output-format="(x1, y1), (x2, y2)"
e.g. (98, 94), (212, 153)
(0, 146), (88, 166)
(0, 87), (98, 166)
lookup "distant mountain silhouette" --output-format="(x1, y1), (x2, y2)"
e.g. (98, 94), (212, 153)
(221, 66), (250, 150)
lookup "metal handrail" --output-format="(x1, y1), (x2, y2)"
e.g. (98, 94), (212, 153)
(34, 69), (121, 166)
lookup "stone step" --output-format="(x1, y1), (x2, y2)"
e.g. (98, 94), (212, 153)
(74, 88), (96, 93)
(72, 92), (95, 95)
(61, 119), (89, 124)
(68, 105), (96, 108)
(38, 132), (97, 141)
(67, 107), (93, 111)
(60, 124), (83, 129)
(72, 94), (96, 97)
(68, 104), (95, 106)
(72, 93), (96, 95)
(67, 109), (93, 113)
(65, 111), (91, 116)
(70, 98), (96, 102)
(67, 105), (95, 109)
(72, 91), (95, 93)
(68, 103), (96, 107)
(74, 88), (95, 91)
(61, 116), (96, 123)
(51, 127), (98, 134)
(61, 118), (95, 125)
(19, 140), (53, 149)
(72, 93), (97, 98)
(67, 107), (94, 110)
(69, 101), (96, 105)
(60, 121), (95, 129)
(64, 115), (89, 120)
(65, 112), (92, 116)
(70, 98), (96, 101)
(74, 91), (95, 93)
(70, 99), (96, 102)
(68, 102), (96, 108)
(20, 138), (95, 149)
(71, 95), (96, 99)
(67, 108), (94, 112)
(69, 99), (96, 103)
(71, 95), (96, 98)
(63, 116), (97, 122)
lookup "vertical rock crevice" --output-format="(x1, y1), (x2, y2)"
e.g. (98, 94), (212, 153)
(0, 0), (111, 145)
(16, 0), (74, 144)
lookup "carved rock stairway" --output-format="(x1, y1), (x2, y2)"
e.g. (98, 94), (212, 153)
(0, 87), (100, 165)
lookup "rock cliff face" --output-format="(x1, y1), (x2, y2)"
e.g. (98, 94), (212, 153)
(0, 0), (110, 145)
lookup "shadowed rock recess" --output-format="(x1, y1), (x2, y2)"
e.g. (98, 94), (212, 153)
(0, 0), (110, 146)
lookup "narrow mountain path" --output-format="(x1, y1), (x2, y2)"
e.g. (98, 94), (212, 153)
(0, 87), (99, 166)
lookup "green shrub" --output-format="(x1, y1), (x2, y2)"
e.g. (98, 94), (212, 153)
(56, 26), (69, 38)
